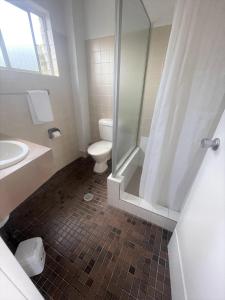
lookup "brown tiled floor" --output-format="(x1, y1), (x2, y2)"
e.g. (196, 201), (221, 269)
(1, 157), (172, 300)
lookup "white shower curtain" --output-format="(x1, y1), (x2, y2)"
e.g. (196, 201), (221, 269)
(139, 0), (225, 211)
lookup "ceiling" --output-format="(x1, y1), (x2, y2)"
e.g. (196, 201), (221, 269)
(143, 0), (176, 27)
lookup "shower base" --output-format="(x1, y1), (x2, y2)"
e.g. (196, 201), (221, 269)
(108, 147), (179, 231)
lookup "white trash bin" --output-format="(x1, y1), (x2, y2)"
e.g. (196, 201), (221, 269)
(15, 237), (46, 277)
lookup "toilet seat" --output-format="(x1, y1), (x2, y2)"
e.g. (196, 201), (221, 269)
(88, 141), (112, 156)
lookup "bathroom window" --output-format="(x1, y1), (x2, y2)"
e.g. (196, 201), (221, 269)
(0, 46), (6, 67)
(0, 0), (59, 76)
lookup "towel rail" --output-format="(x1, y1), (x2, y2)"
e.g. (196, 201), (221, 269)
(0, 89), (50, 96)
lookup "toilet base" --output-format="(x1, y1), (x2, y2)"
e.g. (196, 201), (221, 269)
(94, 161), (108, 173)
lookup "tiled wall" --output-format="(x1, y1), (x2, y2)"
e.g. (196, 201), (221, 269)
(140, 25), (171, 137)
(85, 36), (114, 142)
(85, 26), (171, 143)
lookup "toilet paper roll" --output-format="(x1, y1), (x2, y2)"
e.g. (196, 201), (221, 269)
(52, 131), (61, 139)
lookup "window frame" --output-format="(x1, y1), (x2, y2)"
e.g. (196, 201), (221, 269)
(0, 0), (59, 76)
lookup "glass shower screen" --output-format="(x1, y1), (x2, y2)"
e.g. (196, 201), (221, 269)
(112, 0), (150, 175)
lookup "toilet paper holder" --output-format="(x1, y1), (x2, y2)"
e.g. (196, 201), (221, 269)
(48, 128), (61, 139)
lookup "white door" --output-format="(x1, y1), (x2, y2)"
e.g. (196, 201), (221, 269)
(168, 110), (225, 300)
(0, 238), (43, 300)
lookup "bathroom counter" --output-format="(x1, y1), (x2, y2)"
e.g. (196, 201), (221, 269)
(0, 134), (53, 219)
(0, 134), (52, 180)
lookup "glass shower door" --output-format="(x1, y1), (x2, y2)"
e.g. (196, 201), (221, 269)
(112, 0), (150, 175)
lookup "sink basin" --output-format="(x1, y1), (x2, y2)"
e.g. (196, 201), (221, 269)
(0, 140), (29, 170)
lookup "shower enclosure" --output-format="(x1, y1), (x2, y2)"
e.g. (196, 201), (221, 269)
(112, 0), (150, 175)
(108, 0), (178, 231)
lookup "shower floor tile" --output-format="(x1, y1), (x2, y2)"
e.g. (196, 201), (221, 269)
(1, 157), (172, 300)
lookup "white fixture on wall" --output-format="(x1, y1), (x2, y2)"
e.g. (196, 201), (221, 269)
(27, 90), (54, 125)
(48, 128), (62, 139)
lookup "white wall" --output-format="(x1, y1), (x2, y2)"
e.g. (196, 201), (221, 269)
(143, 0), (175, 27)
(83, 0), (151, 40)
(0, 0), (80, 173)
(65, 0), (91, 153)
(85, 36), (114, 142)
(33, 0), (66, 35)
(140, 25), (171, 138)
(83, 0), (115, 40)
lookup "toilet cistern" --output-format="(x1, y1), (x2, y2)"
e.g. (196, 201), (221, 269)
(88, 119), (113, 173)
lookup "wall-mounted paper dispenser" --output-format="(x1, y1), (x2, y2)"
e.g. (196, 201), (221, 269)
(48, 128), (61, 139)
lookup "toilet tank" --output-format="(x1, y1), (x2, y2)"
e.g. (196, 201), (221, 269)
(99, 119), (113, 141)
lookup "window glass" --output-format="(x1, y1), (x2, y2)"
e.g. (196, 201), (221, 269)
(0, 46), (5, 67)
(0, 0), (38, 71)
(31, 13), (52, 75)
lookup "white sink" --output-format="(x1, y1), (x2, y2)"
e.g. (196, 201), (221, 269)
(0, 140), (29, 170)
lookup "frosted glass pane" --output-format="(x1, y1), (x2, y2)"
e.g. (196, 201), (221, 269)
(0, 46), (5, 67)
(0, 0), (38, 71)
(31, 13), (52, 75)
(115, 0), (150, 170)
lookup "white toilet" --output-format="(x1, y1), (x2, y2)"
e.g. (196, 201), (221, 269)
(88, 119), (113, 173)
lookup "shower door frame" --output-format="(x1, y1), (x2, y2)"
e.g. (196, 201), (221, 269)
(112, 0), (151, 176)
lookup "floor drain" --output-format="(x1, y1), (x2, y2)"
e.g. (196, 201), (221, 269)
(83, 193), (94, 202)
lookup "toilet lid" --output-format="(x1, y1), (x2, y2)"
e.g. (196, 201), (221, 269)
(88, 141), (112, 156)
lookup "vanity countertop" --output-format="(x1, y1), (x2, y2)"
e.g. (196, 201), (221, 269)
(0, 134), (53, 219)
(0, 134), (52, 181)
